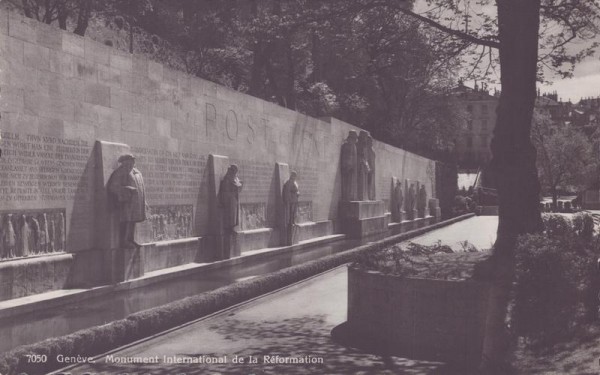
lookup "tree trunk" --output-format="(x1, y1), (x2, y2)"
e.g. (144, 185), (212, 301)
(552, 188), (558, 212)
(73, 0), (91, 36)
(491, 0), (544, 250)
(57, 1), (68, 30)
(480, 0), (543, 372)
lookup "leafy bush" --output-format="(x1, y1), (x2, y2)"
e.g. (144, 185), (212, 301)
(352, 240), (483, 279)
(513, 214), (600, 345)
(542, 213), (573, 238)
(513, 234), (580, 343)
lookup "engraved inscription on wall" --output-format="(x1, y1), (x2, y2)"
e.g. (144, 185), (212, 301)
(0, 132), (91, 202)
(130, 147), (205, 202)
(0, 209), (66, 260)
(148, 205), (194, 241)
(240, 203), (267, 230)
(296, 201), (313, 223)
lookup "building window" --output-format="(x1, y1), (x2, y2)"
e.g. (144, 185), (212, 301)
(467, 137), (473, 148)
(482, 119), (488, 129)
(481, 104), (488, 115)
(467, 104), (473, 113)
(467, 119), (473, 130)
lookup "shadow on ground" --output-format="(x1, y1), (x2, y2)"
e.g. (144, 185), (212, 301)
(80, 315), (468, 374)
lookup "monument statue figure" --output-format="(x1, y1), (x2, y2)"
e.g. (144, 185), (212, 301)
(282, 171), (300, 245)
(107, 154), (147, 249)
(367, 135), (376, 200)
(340, 131), (358, 201)
(19, 215), (30, 257)
(218, 164), (243, 257)
(29, 216), (40, 254)
(218, 164), (243, 229)
(418, 184), (428, 218)
(406, 183), (416, 220)
(4, 215), (16, 258)
(39, 214), (50, 253)
(392, 181), (404, 222)
(357, 131), (371, 200)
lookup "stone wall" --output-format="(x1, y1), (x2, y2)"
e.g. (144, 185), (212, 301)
(0, 8), (436, 257)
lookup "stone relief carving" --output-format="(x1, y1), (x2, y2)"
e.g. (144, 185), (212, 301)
(0, 210), (66, 260)
(296, 201), (313, 223)
(240, 203), (267, 231)
(148, 205), (194, 241)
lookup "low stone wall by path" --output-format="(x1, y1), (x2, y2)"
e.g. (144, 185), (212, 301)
(0, 214), (473, 375)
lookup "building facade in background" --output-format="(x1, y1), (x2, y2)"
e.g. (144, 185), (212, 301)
(453, 84), (498, 168)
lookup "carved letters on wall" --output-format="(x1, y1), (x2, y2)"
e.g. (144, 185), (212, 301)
(0, 209), (66, 260)
(148, 205), (194, 241)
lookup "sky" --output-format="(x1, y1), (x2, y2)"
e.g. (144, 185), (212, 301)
(541, 59), (600, 103)
(414, 0), (600, 103)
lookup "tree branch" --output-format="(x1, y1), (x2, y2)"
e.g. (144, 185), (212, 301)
(374, 1), (500, 49)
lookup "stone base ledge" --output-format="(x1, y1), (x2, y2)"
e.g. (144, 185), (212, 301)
(340, 200), (386, 219)
(388, 216), (433, 235)
(0, 253), (73, 302)
(296, 220), (333, 242)
(235, 228), (279, 254)
(342, 215), (389, 239)
(144, 237), (208, 273)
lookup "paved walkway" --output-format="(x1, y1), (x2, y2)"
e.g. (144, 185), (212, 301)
(406, 216), (497, 251)
(61, 216), (498, 375)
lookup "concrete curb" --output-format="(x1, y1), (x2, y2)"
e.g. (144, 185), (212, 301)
(0, 213), (474, 375)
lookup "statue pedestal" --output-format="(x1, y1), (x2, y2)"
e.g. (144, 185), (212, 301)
(340, 201), (389, 239)
(429, 198), (442, 223)
(107, 246), (145, 283)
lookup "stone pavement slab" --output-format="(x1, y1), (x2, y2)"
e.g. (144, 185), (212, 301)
(406, 216), (497, 251)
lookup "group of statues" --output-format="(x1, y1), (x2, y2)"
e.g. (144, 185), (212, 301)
(216, 164), (300, 249)
(341, 130), (376, 201)
(106, 155), (302, 252)
(104, 147), (427, 254)
(391, 180), (428, 222)
(0, 211), (65, 260)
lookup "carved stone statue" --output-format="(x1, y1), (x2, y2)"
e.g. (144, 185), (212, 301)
(39, 213), (50, 253)
(19, 214), (30, 257)
(218, 164), (243, 230)
(4, 214), (16, 258)
(218, 164), (243, 257)
(341, 131), (358, 201)
(56, 212), (65, 251)
(417, 185), (428, 218)
(367, 135), (376, 200)
(357, 131), (371, 200)
(282, 171), (300, 245)
(107, 154), (147, 249)
(29, 216), (40, 254)
(406, 183), (416, 220)
(392, 181), (404, 222)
